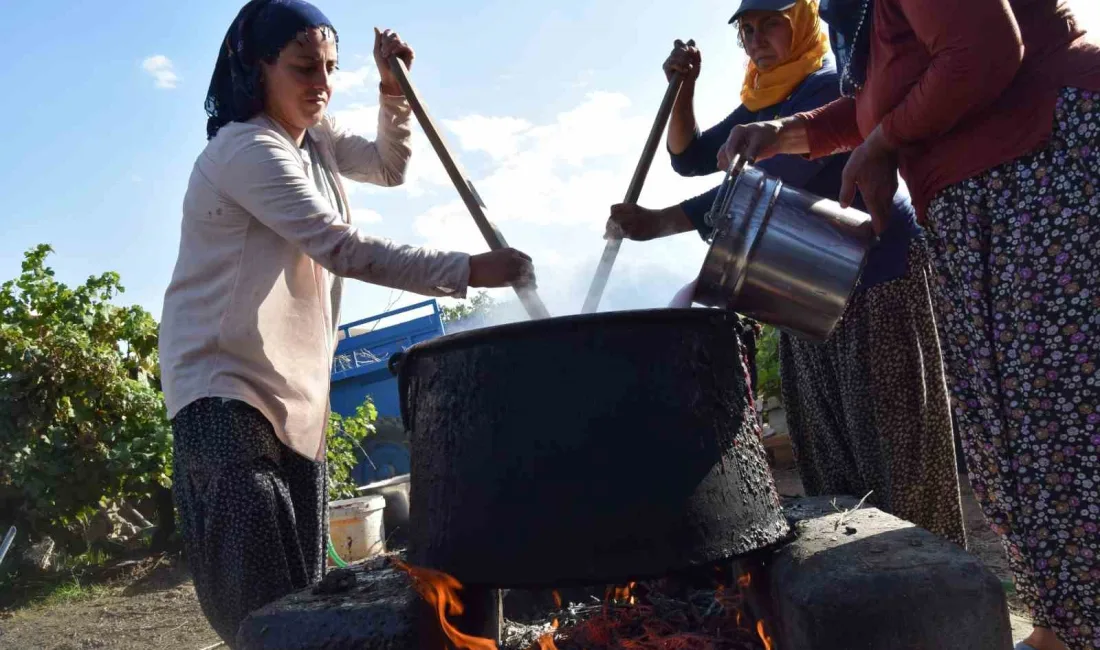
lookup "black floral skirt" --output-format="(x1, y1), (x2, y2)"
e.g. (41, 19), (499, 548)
(926, 87), (1100, 649)
(172, 398), (328, 648)
(779, 238), (967, 547)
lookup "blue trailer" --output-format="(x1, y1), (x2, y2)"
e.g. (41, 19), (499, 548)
(330, 300), (447, 485)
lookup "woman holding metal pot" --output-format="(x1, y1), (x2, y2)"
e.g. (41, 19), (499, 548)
(157, 1), (534, 645)
(719, 1), (1100, 648)
(607, 0), (966, 548)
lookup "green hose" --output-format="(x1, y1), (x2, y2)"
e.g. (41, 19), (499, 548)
(327, 537), (349, 568)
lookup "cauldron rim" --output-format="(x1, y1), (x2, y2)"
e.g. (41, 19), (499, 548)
(415, 307), (746, 356)
(392, 306), (750, 432)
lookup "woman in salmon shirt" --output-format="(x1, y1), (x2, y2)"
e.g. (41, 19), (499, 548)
(720, 2), (1100, 649)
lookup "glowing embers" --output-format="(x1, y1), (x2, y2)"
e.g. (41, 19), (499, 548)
(544, 574), (771, 650)
(398, 560), (775, 650)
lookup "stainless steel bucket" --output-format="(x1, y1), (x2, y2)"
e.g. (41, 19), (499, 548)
(693, 163), (875, 342)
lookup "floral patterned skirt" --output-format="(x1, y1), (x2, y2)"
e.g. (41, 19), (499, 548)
(927, 87), (1100, 650)
(779, 238), (967, 547)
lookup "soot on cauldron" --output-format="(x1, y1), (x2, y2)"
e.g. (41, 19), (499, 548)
(395, 308), (790, 589)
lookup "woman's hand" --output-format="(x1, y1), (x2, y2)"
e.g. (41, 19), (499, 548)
(468, 249), (536, 288)
(374, 28), (414, 96)
(663, 39), (701, 83)
(716, 117), (808, 170)
(839, 126), (898, 235)
(605, 204), (693, 241)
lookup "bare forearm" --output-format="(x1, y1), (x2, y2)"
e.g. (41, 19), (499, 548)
(660, 205), (695, 237)
(667, 80), (699, 155)
(776, 117), (811, 156)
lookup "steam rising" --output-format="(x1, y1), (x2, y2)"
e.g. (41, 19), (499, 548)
(444, 248), (707, 334)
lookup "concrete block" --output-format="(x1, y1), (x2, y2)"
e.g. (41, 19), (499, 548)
(237, 556), (415, 650)
(767, 497), (1012, 650)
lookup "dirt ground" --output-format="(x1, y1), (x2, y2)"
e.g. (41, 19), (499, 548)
(2, 474), (1030, 650)
(0, 557), (218, 650)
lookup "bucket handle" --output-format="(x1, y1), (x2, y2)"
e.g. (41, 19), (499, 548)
(732, 175), (784, 300)
(388, 350), (406, 378)
(704, 154), (749, 235)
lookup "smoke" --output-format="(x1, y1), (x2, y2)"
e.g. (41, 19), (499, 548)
(445, 241), (708, 334)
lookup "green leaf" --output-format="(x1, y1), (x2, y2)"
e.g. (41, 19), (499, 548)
(0, 245), (173, 553)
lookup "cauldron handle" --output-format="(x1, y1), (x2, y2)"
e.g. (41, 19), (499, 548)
(390, 350), (415, 432)
(388, 350), (406, 378)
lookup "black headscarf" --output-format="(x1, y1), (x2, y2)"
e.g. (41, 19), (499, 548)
(818, 0), (873, 98)
(204, 0), (338, 140)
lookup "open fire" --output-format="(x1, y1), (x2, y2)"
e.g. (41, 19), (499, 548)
(395, 560), (497, 650)
(396, 561), (774, 650)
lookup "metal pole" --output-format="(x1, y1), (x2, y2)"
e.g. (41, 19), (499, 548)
(581, 73), (684, 314)
(388, 58), (551, 321)
(0, 526), (16, 569)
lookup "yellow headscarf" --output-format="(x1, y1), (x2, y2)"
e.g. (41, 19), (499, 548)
(739, 0), (830, 112)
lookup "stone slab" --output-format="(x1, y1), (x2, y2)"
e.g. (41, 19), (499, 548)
(237, 555), (415, 650)
(767, 496), (1013, 650)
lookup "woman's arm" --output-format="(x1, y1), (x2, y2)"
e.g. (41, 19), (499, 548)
(326, 92), (414, 186)
(716, 93), (857, 168)
(879, 0), (1024, 148)
(797, 96), (862, 158)
(665, 39), (702, 156)
(672, 106), (758, 177)
(219, 131), (469, 296)
(667, 80), (700, 156)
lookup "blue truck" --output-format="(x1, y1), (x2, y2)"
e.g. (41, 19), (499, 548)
(329, 299), (448, 485)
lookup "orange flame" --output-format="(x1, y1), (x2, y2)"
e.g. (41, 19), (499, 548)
(757, 619), (775, 650)
(552, 590), (562, 609)
(738, 573), (752, 589)
(607, 581), (637, 605)
(394, 560), (497, 650)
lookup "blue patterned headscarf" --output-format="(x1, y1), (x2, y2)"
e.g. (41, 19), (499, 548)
(204, 0), (338, 139)
(818, 0), (873, 97)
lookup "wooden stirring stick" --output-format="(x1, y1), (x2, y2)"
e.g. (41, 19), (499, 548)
(388, 57), (551, 321)
(580, 73), (684, 314)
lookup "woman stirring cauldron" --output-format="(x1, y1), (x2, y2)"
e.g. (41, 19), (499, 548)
(721, 1), (1100, 648)
(158, 0), (535, 644)
(606, 0), (968, 547)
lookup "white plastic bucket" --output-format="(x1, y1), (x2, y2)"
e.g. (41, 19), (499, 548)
(357, 474), (410, 543)
(329, 494), (385, 564)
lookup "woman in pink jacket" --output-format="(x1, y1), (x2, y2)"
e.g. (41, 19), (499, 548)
(721, 2), (1100, 648)
(157, 1), (533, 645)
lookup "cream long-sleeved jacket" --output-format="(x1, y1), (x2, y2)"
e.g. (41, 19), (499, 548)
(159, 93), (469, 461)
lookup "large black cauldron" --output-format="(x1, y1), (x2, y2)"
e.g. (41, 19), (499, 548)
(394, 308), (788, 588)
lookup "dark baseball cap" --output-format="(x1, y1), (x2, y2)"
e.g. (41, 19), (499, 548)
(729, 0), (797, 23)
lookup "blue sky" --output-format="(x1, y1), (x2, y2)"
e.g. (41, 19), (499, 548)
(2, 0), (1098, 326)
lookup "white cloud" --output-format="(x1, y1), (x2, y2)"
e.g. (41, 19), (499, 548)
(141, 55), (178, 90)
(442, 115), (532, 160)
(402, 89), (719, 317)
(331, 64), (377, 94)
(352, 208), (384, 224)
(332, 85), (723, 319)
(412, 91), (713, 234)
